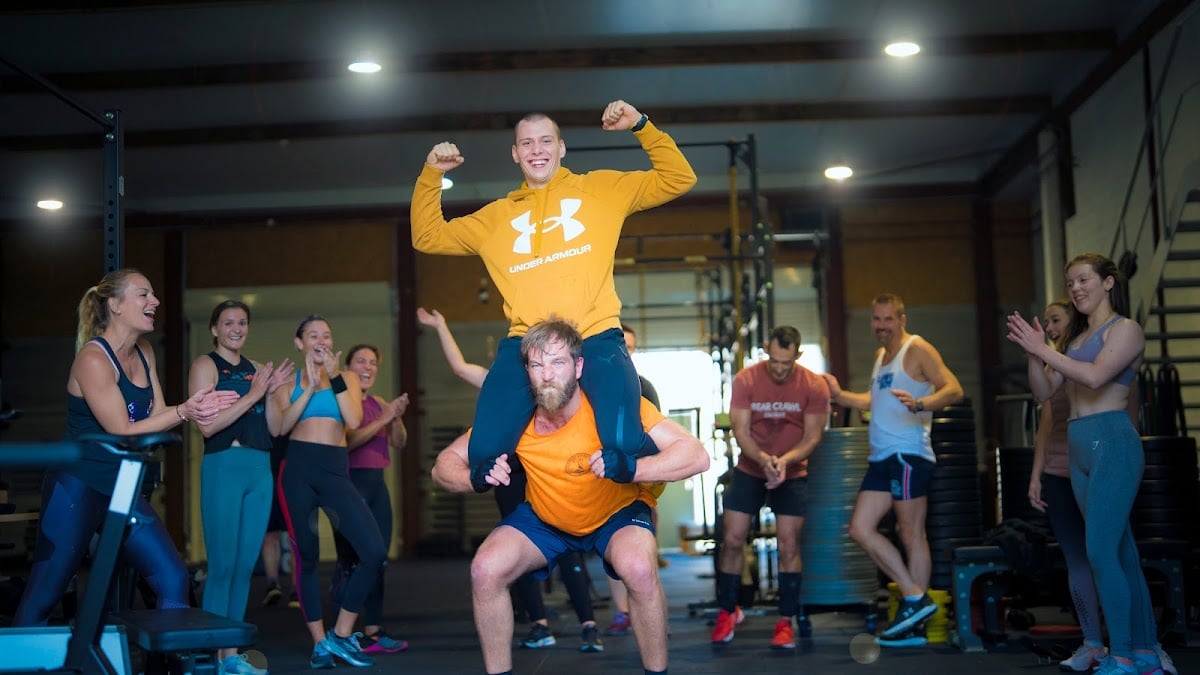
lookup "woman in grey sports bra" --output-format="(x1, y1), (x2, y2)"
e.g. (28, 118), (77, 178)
(1007, 253), (1166, 675)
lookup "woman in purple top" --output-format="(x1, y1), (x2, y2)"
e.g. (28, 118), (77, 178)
(330, 344), (409, 654)
(1007, 253), (1167, 675)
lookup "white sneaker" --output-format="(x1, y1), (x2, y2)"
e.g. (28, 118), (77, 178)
(1154, 645), (1177, 675)
(1058, 643), (1106, 672)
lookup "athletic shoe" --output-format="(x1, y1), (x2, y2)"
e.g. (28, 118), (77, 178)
(579, 624), (603, 653)
(309, 643), (334, 670)
(519, 623), (556, 649)
(222, 653), (268, 675)
(796, 614), (813, 638)
(1135, 659), (1164, 675)
(320, 632), (374, 668)
(1154, 646), (1177, 675)
(770, 618), (795, 649)
(287, 591), (299, 609)
(605, 611), (631, 636)
(880, 594), (937, 638)
(261, 582), (282, 608)
(361, 630), (409, 654)
(710, 606), (745, 643)
(1058, 643), (1106, 672)
(876, 629), (928, 648)
(1093, 657), (1137, 675)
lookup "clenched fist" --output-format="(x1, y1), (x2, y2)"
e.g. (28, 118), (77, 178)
(426, 142), (465, 172)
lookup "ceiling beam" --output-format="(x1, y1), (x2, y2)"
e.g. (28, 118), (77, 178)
(0, 96), (1049, 151)
(980, 0), (1195, 196)
(0, 31), (1115, 93)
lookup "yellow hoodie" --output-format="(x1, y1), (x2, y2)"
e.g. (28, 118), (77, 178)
(411, 121), (697, 338)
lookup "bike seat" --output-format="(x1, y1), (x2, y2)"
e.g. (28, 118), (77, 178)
(79, 431), (181, 455)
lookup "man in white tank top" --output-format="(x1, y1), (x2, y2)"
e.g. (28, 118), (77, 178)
(823, 293), (963, 642)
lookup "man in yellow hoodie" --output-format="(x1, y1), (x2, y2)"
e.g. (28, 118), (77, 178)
(411, 100), (696, 492)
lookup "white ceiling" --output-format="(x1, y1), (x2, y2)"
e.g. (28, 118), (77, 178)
(0, 0), (1171, 222)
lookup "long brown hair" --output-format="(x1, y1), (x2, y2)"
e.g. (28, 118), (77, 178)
(76, 268), (143, 352)
(1063, 253), (1127, 348)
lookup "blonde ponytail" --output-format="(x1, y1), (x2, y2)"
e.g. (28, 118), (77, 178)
(75, 268), (143, 352)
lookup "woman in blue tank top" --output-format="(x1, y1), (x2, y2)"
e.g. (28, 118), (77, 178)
(1007, 253), (1168, 675)
(188, 300), (293, 674)
(14, 268), (239, 626)
(269, 315), (386, 668)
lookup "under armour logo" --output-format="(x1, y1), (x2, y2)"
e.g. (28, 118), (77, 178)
(511, 199), (585, 254)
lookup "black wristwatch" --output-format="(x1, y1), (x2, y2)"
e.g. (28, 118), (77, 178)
(630, 114), (648, 132)
(914, 399), (925, 412)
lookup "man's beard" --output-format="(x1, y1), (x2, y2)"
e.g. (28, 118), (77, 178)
(535, 377), (578, 412)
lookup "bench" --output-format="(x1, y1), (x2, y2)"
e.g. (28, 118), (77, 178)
(950, 540), (1187, 653)
(113, 608), (257, 675)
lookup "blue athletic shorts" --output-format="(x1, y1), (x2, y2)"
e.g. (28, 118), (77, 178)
(499, 499), (654, 580)
(859, 454), (935, 500)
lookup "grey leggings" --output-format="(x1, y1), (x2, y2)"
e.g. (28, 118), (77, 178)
(1067, 410), (1156, 659)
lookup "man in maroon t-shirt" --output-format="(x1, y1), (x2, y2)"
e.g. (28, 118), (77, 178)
(710, 326), (830, 650)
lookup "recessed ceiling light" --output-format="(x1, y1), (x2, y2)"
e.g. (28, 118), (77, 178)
(36, 199), (64, 210)
(441, 177), (454, 190)
(884, 41), (921, 58)
(824, 166), (853, 181)
(347, 61), (382, 74)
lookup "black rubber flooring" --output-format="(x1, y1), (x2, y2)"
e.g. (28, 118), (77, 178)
(229, 552), (1200, 674)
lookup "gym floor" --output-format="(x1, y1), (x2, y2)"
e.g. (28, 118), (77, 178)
(226, 551), (1199, 674)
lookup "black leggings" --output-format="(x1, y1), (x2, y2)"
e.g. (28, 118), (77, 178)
(333, 468), (392, 625)
(14, 471), (189, 626)
(278, 440), (386, 622)
(495, 465), (593, 624)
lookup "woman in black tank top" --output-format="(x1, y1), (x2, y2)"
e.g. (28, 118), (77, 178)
(15, 268), (239, 626)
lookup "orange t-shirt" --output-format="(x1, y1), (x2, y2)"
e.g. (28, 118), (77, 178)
(517, 395), (665, 536)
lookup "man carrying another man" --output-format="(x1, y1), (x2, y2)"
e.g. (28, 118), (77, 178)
(432, 317), (710, 675)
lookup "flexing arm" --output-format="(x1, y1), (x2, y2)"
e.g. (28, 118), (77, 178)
(601, 100), (697, 212)
(417, 307), (489, 388)
(410, 143), (494, 255)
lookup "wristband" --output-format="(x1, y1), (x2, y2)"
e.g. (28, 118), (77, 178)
(175, 405), (188, 422)
(630, 114), (648, 132)
(329, 374), (347, 394)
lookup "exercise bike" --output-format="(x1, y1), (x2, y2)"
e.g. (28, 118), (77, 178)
(0, 432), (254, 675)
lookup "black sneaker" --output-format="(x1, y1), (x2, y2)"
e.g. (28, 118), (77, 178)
(287, 591), (299, 609)
(877, 628), (929, 648)
(880, 594), (937, 638)
(321, 631), (374, 667)
(580, 624), (603, 653)
(261, 582), (282, 607)
(519, 623), (556, 649)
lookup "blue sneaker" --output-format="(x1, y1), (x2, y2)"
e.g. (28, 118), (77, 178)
(309, 643), (334, 670)
(519, 623), (556, 649)
(797, 615), (813, 638)
(320, 632), (375, 668)
(222, 654), (268, 675)
(580, 624), (603, 653)
(880, 594), (937, 638)
(1094, 657), (1137, 675)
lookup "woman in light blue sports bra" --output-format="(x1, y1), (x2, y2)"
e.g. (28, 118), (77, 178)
(1007, 253), (1165, 675)
(270, 315), (387, 669)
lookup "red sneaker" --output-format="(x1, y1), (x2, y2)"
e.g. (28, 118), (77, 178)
(770, 618), (795, 649)
(710, 606), (744, 643)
